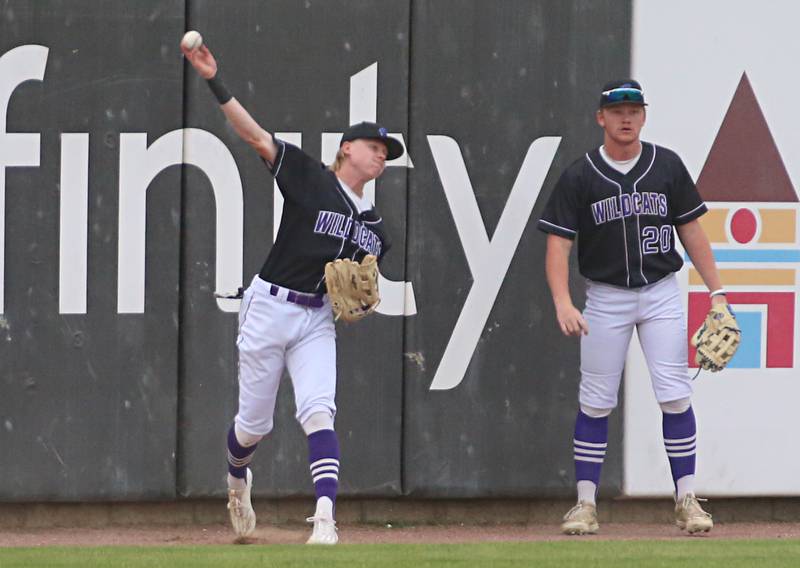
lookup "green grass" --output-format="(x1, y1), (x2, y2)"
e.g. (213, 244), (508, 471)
(1, 540), (799, 567)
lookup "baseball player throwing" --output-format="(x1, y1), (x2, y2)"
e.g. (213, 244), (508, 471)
(538, 80), (729, 535)
(181, 36), (403, 544)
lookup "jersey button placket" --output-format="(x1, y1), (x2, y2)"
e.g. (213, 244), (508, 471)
(624, 181), (645, 288)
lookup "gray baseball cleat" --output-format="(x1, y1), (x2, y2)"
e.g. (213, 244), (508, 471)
(227, 468), (256, 538)
(561, 501), (599, 535)
(675, 493), (713, 534)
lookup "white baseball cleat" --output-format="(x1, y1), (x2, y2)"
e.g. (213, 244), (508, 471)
(675, 493), (713, 534)
(227, 468), (256, 538)
(306, 496), (338, 545)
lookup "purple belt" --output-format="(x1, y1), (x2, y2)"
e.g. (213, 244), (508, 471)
(269, 284), (324, 308)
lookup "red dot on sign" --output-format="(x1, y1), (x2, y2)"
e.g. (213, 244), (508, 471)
(730, 209), (757, 244)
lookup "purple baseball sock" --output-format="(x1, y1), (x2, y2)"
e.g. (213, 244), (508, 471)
(227, 423), (258, 479)
(662, 406), (697, 490)
(307, 429), (340, 508)
(574, 410), (609, 488)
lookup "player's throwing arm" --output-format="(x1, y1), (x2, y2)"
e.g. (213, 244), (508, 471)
(181, 32), (278, 163)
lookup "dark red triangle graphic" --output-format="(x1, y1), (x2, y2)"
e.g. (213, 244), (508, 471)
(696, 73), (798, 202)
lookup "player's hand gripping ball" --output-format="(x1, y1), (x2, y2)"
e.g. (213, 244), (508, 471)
(324, 255), (380, 323)
(181, 30), (203, 51)
(690, 303), (741, 372)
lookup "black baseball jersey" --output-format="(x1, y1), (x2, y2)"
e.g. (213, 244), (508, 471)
(538, 142), (706, 288)
(259, 139), (391, 293)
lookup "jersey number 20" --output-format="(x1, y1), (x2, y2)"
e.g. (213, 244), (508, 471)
(641, 225), (672, 254)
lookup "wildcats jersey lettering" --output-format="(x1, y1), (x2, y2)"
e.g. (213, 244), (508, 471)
(538, 142), (707, 288)
(590, 192), (668, 225)
(313, 211), (383, 257)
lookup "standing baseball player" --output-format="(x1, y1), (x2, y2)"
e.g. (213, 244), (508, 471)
(181, 38), (403, 544)
(538, 80), (730, 535)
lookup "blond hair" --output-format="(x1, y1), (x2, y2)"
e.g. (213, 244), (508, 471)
(329, 148), (347, 172)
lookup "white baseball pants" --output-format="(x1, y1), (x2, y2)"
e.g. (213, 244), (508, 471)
(579, 273), (692, 409)
(234, 275), (337, 436)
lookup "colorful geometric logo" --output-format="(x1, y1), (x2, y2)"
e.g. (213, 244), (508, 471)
(687, 73), (799, 369)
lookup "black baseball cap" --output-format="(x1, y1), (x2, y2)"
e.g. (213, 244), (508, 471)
(340, 121), (404, 161)
(599, 79), (647, 108)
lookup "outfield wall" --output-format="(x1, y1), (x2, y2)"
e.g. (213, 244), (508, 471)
(0, 0), (797, 502)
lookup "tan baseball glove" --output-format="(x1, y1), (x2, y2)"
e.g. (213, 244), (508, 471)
(690, 303), (741, 372)
(324, 254), (380, 322)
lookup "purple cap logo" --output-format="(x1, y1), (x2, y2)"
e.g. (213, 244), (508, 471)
(378, 127), (388, 137)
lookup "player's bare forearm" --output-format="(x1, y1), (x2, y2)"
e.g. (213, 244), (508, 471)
(182, 40), (277, 163)
(545, 234), (574, 307)
(677, 220), (726, 304)
(545, 234), (589, 336)
(219, 99), (277, 163)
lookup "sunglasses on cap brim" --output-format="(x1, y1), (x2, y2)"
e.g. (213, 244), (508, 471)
(601, 87), (645, 104)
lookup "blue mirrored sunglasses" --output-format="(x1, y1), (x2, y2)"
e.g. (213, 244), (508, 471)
(601, 87), (645, 103)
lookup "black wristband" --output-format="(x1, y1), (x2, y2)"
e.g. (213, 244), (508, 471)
(206, 75), (233, 105)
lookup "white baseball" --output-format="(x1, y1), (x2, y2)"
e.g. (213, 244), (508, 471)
(181, 30), (203, 51)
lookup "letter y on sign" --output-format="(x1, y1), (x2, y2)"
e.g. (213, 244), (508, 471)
(427, 136), (560, 390)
